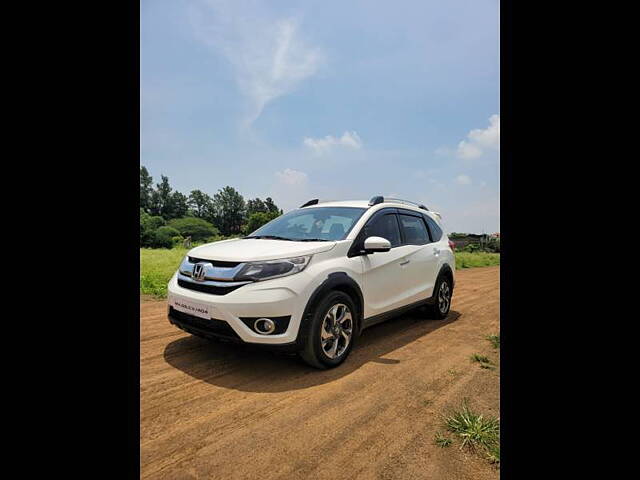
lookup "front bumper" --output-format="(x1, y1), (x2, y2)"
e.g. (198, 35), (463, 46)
(168, 307), (301, 352)
(166, 270), (316, 346)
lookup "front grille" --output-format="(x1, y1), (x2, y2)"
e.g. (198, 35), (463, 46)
(188, 257), (241, 268)
(178, 278), (245, 295)
(169, 307), (241, 340)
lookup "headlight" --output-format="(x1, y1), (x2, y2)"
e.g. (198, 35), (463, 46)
(234, 255), (312, 282)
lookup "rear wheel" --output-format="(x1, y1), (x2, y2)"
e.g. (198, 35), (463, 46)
(299, 291), (356, 369)
(428, 275), (453, 319)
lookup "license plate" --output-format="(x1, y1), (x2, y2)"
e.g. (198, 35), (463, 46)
(169, 295), (210, 320)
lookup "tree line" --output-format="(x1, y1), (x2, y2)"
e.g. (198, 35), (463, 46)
(140, 166), (282, 248)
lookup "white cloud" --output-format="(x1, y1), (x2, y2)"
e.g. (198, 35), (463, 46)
(275, 168), (308, 186)
(303, 131), (363, 155)
(456, 114), (500, 159)
(455, 174), (472, 185)
(457, 141), (483, 160)
(189, 0), (324, 125)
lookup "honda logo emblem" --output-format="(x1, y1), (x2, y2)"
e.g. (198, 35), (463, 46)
(192, 263), (206, 282)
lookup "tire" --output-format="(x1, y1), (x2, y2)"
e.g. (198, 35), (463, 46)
(299, 291), (357, 369)
(428, 275), (453, 319)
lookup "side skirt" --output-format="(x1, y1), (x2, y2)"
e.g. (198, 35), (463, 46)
(362, 295), (435, 329)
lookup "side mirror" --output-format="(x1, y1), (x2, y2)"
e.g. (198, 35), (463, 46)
(364, 236), (391, 253)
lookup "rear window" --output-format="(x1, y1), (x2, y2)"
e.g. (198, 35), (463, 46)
(398, 214), (430, 245)
(424, 215), (443, 242)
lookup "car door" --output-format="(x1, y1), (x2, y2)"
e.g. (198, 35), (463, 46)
(396, 211), (440, 303)
(357, 209), (416, 318)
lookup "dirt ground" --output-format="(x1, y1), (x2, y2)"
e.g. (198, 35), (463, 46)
(140, 266), (500, 480)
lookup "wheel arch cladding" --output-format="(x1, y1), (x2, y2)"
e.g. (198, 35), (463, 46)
(438, 264), (454, 288)
(298, 272), (365, 345)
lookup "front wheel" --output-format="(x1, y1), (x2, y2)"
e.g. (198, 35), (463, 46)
(299, 291), (356, 369)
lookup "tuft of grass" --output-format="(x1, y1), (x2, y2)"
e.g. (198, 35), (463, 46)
(470, 353), (490, 364)
(445, 400), (500, 453)
(140, 247), (189, 298)
(434, 432), (453, 448)
(486, 334), (500, 349)
(486, 443), (500, 464)
(471, 353), (496, 370)
(455, 252), (500, 269)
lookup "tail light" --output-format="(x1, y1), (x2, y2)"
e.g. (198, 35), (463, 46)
(448, 240), (456, 251)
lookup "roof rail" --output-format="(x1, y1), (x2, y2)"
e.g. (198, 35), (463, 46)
(368, 196), (384, 206)
(368, 196), (428, 211)
(299, 198), (319, 208)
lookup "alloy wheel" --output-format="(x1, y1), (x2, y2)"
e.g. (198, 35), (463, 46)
(320, 303), (353, 359)
(438, 281), (451, 314)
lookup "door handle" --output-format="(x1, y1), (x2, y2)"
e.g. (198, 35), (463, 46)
(399, 259), (410, 266)
(433, 248), (440, 255)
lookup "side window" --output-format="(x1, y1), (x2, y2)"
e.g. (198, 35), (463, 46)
(364, 213), (401, 247)
(424, 215), (443, 242)
(398, 214), (430, 245)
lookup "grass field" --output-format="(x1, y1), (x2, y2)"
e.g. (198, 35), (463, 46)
(140, 247), (189, 298)
(454, 251), (500, 269)
(140, 247), (500, 298)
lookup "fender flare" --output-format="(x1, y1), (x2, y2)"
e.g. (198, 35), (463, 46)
(438, 263), (455, 289)
(296, 272), (365, 347)
(425, 264), (455, 305)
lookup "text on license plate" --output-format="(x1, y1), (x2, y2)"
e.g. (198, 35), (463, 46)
(170, 296), (210, 320)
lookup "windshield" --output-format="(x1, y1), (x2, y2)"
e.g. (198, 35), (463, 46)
(247, 207), (366, 241)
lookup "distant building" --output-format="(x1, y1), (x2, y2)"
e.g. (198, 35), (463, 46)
(448, 232), (500, 249)
(448, 233), (484, 249)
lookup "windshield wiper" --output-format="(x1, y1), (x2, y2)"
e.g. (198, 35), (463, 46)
(243, 235), (294, 241)
(294, 238), (332, 242)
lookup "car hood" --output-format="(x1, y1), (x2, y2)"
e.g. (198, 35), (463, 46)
(188, 238), (337, 262)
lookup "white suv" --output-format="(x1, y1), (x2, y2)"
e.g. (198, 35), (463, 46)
(167, 196), (455, 369)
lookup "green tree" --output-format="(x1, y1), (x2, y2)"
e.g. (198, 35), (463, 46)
(188, 190), (214, 218)
(148, 175), (187, 219)
(264, 197), (280, 214)
(152, 226), (182, 249)
(150, 175), (173, 218)
(245, 210), (280, 234)
(246, 198), (267, 216)
(168, 217), (219, 242)
(140, 208), (151, 246)
(212, 186), (246, 236)
(140, 209), (166, 247)
(171, 192), (189, 219)
(146, 215), (166, 230)
(140, 166), (154, 213)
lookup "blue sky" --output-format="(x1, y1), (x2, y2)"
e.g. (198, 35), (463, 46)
(141, 0), (500, 233)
